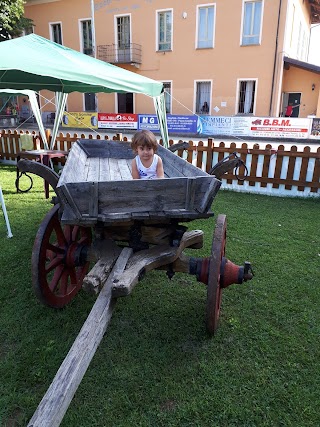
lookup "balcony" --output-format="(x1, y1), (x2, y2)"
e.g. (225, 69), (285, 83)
(97, 43), (142, 66)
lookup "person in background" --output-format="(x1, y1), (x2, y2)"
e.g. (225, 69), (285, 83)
(201, 101), (209, 114)
(131, 130), (164, 179)
(285, 102), (300, 117)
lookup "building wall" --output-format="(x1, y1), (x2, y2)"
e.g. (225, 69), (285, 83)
(283, 66), (320, 115)
(25, 0), (318, 117)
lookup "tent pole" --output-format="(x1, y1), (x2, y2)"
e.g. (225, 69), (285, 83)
(0, 187), (13, 238)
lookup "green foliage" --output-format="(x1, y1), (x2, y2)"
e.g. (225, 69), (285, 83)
(0, 164), (319, 426)
(0, 0), (33, 40)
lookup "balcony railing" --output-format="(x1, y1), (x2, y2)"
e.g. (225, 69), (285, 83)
(97, 43), (142, 65)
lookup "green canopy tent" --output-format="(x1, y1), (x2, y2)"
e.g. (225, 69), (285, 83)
(0, 34), (169, 148)
(0, 88), (49, 149)
(0, 88), (49, 239)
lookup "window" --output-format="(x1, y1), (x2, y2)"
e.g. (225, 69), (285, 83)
(197, 5), (215, 49)
(117, 93), (133, 113)
(50, 23), (62, 45)
(238, 80), (256, 114)
(195, 81), (211, 114)
(242, 1), (262, 46)
(116, 15), (131, 62)
(163, 82), (172, 114)
(84, 93), (96, 111)
(157, 10), (172, 51)
(81, 19), (93, 55)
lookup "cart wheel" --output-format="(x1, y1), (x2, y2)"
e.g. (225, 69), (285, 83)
(206, 214), (227, 335)
(32, 204), (92, 308)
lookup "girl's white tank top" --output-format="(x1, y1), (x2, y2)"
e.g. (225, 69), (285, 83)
(135, 154), (159, 179)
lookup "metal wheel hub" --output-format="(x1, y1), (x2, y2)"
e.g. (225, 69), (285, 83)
(65, 242), (89, 267)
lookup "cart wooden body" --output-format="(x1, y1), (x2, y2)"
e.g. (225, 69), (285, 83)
(17, 138), (253, 427)
(56, 139), (220, 225)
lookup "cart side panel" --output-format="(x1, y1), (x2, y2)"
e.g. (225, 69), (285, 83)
(78, 139), (134, 159)
(57, 176), (219, 224)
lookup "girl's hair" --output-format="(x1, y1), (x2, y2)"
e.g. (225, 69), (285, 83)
(131, 130), (158, 152)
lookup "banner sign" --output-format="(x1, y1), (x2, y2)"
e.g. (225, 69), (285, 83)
(198, 116), (311, 139)
(138, 114), (198, 133)
(309, 118), (320, 138)
(62, 112), (98, 128)
(98, 113), (138, 129)
(62, 111), (314, 139)
(249, 117), (310, 138)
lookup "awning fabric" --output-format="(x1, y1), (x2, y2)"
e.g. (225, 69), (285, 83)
(0, 34), (163, 97)
(0, 88), (49, 149)
(0, 34), (169, 148)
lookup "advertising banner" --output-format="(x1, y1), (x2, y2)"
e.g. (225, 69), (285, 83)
(62, 112), (98, 128)
(199, 116), (311, 139)
(138, 114), (198, 133)
(98, 113), (138, 129)
(309, 118), (320, 139)
(198, 116), (234, 136)
(248, 117), (310, 139)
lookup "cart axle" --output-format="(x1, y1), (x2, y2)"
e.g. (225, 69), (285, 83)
(190, 256), (253, 288)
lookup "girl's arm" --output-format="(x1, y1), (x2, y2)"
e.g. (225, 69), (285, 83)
(156, 156), (164, 178)
(131, 158), (140, 179)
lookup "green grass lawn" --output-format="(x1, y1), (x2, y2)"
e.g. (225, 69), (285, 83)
(0, 164), (319, 427)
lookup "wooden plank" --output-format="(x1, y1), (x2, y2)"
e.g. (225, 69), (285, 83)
(248, 145), (259, 187)
(58, 142), (87, 185)
(298, 146), (310, 191)
(310, 147), (320, 192)
(88, 182), (99, 217)
(112, 230), (204, 297)
(185, 178), (196, 211)
(198, 179), (221, 213)
(272, 145), (285, 189)
(78, 139), (133, 159)
(56, 184), (83, 220)
(126, 158), (132, 171)
(196, 141), (204, 169)
(261, 148), (271, 188)
(98, 178), (188, 213)
(109, 158), (122, 181)
(118, 158), (132, 180)
(99, 158), (111, 181)
(27, 247), (132, 427)
(82, 240), (122, 294)
(158, 144), (206, 177)
(86, 157), (100, 182)
(285, 146), (297, 190)
(237, 144), (249, 186)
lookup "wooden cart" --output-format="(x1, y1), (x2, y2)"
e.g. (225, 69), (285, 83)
(19, 138), (253, 335)
(18, 139), (253, 426)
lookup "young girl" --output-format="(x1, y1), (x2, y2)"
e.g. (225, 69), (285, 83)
(131, 130), (164, 179)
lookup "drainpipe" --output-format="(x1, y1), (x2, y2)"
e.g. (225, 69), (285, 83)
(269, 0), (282, 116)
(91, 0), (97, 58)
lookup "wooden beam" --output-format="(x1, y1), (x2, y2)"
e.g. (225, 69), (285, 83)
(112, 230), (203, 297)
(27, 247), (133, 427)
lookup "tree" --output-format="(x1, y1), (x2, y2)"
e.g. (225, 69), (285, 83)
(0, 0), (33, 41)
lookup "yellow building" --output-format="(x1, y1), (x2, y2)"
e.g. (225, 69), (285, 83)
(25, 0), (320, 118)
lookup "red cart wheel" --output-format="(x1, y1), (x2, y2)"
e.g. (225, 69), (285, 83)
(32, 204), (92, 308)
(206, 214), (227, 335)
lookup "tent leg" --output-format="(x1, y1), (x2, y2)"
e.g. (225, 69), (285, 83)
(0, 187), (13, 238)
